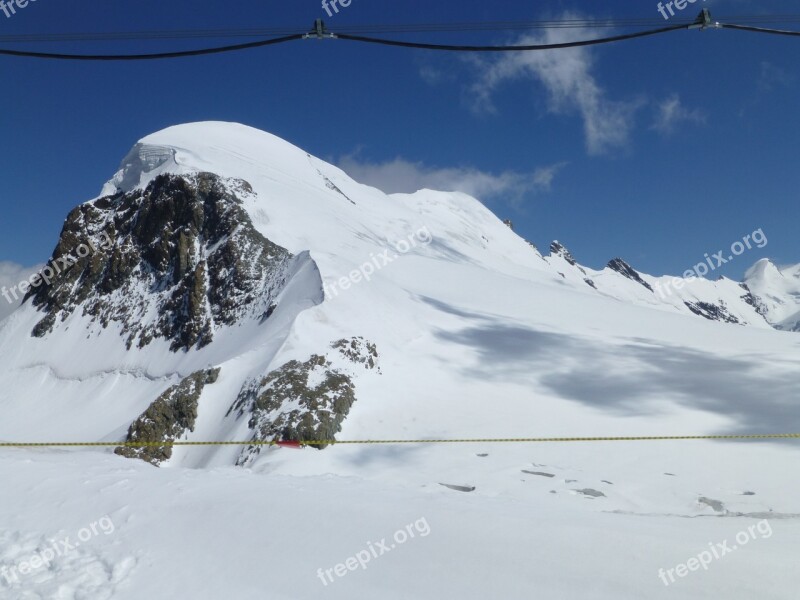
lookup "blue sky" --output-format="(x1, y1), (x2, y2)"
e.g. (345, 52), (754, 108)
(1, 0), (797, 283)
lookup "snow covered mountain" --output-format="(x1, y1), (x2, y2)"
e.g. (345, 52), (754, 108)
(2, 122), (799, 599)
(1, 121), (794, 464)
(744, 259), (800, 331)
(545, 240), (775, 329)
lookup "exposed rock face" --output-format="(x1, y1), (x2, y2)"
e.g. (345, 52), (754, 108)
(739, 283), (767, 316)
(550, 241), (597, 288)
(550, 241), (578, 267)
(684, 301), (742, 324)
(230, 338), (379, 464)
(332, 337), (379, 371)
(26, 173), (293, 352)
(607, 257), (654, 292)
(115, 368), (221, 465)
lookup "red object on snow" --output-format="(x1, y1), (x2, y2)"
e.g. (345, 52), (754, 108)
(275, 440), (303, 449)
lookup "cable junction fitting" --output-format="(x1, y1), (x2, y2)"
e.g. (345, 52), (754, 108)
(689, 9), (720, 30)
(304, 19), (337, 40)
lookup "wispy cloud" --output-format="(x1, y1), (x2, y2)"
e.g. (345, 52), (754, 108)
(467, 14), (643, 156)
(651, 93), (706, 135)
(739, 61), (795, 117)
(758, 61), (794, 94)
(532, 161), (568, 191)
(419, 65), (453, 86)
(337, 153), (567, 207)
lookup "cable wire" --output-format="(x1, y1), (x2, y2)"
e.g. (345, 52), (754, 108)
(0, 22), (693, 60)
(3, 15), (800, 44)
(1, 16), (800, 61)
(335, 23), (689, 52)
(720, 23), (800, 37)
(0, 32), (304, 61)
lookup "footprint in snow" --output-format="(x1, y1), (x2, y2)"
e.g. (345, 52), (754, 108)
(0, 528), (137, 599)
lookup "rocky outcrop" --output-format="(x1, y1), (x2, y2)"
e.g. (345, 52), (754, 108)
(550, 241), (579, 267)
(26, 173), (293, 352)
(332, 337), (379, 371)
(607, 258), (654, 292)
(115, 368), (221, 465)
(683, 301), (742, 325)
(230, 338), (379, 464)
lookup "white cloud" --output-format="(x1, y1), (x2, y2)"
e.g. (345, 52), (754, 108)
(468, 15), (642, 155)
(758, 61), (794, 94)
(533, 161), (568, 191)
(419, 65), (447, 86)
(739, 61), (795, 117)
(0, 261), (42, 321)
(651, 93), (706, 135)
(337, 154), (566, 206)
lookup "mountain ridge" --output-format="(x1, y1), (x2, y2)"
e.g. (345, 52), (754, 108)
(1, 121), (798, 471)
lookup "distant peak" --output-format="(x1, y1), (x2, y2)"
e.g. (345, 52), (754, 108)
(744, 257), (780, 281)
(550, 240), (577, 266)
(607, 257), (654, 292)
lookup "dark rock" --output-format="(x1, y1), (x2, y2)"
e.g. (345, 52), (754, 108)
(115, 367), (221, 465)
(550, 241), (578, 267)
(574, 488), (606, 498)
(522, 470), (555, 478)
(27, 173), (293, 352)
(231, 338), (379, 463)
(684, 301), (742, 324)
(607, 258), (654, 292)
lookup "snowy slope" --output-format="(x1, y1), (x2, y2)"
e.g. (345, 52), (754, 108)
(745, 259), (800, 331)
(1, 122), (798, 599)
(545, 241), (773, 328)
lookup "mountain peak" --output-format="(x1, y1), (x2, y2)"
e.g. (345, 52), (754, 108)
(744, 257), (780, 281)
(607, 257), (654, 292)
(744, 258), (800, 331)
(550, 240), (578, 266)
(102, 121), (313, 196)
